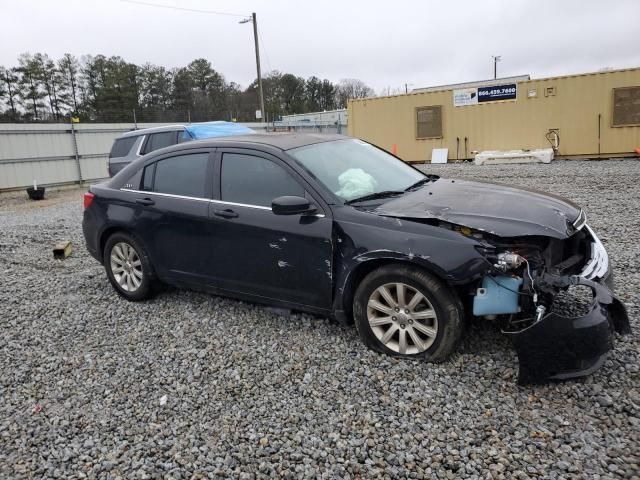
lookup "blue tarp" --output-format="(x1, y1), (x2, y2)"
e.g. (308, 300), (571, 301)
(184, 121), (255, 140)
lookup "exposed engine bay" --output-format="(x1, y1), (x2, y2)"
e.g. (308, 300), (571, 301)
(333, 172), (631, 384)
(435, 216), (631, 383)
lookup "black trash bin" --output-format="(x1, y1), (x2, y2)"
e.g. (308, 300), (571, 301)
(26, 187), (46, 200)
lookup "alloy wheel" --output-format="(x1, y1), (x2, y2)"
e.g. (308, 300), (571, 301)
(110, 242), (143, 292)
(367, 282), (438, 355)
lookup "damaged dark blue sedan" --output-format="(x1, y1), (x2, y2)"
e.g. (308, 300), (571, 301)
(82, 134), (630, 383)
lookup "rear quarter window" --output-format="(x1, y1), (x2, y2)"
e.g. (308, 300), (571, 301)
(141, 131), (179, 155)
(109, 136), (138, 158)
(179, 130), (193, 143)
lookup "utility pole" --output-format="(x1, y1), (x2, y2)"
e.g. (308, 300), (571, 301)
(492, 55), (501, 79)
(241, 13), (265, 122)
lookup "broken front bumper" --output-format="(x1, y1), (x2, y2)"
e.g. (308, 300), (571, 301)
(505, 275), (631, 385)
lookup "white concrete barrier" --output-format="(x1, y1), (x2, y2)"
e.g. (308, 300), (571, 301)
(475, 148), (554, 166)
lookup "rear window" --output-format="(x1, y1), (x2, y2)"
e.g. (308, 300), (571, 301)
(109, 136), (137, 158)
(144, 153), (209, 198)
(141, 131), (179, 154)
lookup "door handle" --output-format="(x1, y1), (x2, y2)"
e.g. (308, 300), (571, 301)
(213, 208), (239, 219)
(135, 197), (155, 206)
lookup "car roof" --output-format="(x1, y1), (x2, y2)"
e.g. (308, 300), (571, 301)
(119, 124), (185, 138)
(188, 133), (350, 151)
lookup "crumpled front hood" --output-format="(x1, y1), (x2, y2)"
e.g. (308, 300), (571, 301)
(375, 178), (582, 238)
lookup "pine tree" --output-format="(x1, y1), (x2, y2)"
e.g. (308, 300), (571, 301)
(16, 53), (46, 120)
(58, 53), (81, 114)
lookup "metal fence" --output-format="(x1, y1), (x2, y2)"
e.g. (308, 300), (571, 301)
(0, 120), (348, 191)
(1, 123), (120, 191)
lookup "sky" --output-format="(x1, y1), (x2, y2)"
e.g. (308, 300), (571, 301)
(1, 0), (639, 93)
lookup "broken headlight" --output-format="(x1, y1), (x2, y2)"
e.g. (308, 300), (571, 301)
(579, 225), (609, 281)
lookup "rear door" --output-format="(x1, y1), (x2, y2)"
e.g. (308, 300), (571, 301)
(208, 148), (334, 309)
(131, 148), (216, 283)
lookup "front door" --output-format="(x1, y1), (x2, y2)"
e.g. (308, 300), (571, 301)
(209, 149), (333, 309)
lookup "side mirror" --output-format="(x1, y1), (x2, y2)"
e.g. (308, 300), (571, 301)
(272, 196), (316, 215)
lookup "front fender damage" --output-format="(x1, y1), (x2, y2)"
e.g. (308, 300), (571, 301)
(504, 275), (631, 384)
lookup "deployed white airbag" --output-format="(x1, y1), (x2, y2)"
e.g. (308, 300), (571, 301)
(336, 168), (378, 200)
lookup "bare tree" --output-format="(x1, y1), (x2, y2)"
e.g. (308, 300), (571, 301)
(379, 86), (404, 97)
(335, 78), (374, 108)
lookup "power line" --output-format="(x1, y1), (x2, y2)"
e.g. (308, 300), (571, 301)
(257, 26), (272, 74)
(119, 0), (248, 17)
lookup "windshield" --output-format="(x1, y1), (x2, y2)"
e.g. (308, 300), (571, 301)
(289, 139), (427, 202)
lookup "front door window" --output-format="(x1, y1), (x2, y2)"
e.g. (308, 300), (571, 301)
(220, 153), (305, 207)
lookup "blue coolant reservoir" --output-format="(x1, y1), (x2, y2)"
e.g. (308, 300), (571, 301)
(473, 275), (523, 316)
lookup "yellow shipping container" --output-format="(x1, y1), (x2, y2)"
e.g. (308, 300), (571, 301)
(348, 67), (640, 162)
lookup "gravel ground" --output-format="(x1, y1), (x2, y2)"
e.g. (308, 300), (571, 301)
(0, 160), (638, 479)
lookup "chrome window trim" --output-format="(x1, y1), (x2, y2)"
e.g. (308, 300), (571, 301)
(121, 188), (210, 203)
(212, 199), (326, 217)
(211, 199), (271, 211)
(135, 135), (146, 156)
(120, 189), (325, 217)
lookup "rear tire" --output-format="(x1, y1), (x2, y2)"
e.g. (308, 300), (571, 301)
(104, 232), (156, 301)
(353, 264), (463, 362)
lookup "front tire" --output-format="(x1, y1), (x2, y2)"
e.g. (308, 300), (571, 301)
(353, 264), (463, 361)
(104, 232), (156, 301)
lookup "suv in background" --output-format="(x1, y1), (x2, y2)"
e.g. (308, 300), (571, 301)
(107, 121), (255, 176)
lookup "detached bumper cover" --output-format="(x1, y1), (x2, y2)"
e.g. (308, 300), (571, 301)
(505, 275), (631, 384)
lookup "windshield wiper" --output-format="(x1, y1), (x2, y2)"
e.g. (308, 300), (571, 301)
(345, 190), (405, 205)
(405, 176), (437, 191)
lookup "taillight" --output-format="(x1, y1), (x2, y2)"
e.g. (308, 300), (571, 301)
(83, 192), (95, 210)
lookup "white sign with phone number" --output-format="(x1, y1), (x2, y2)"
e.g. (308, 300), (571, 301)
(453, 83), (517, 107)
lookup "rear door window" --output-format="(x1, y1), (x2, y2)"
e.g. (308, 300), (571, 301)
(110, 136), (137, 158)
(141, 130), (180, 155)
(220, 153), (304, 207)
(147, 153), (210, 198)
